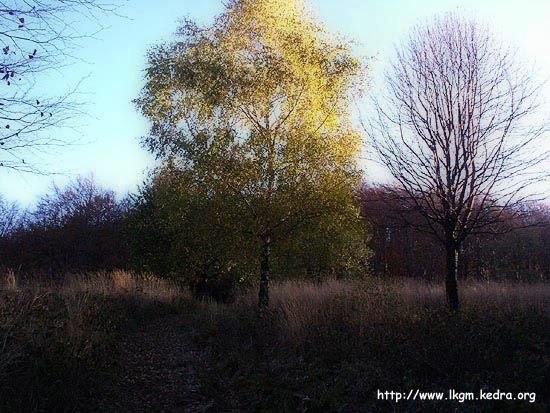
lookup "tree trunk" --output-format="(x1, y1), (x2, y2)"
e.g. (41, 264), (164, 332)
(259, 235), (270, 309)
(445, 237), (460, 311)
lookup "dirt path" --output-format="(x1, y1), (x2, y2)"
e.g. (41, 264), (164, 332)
(94, 315), (212, 413)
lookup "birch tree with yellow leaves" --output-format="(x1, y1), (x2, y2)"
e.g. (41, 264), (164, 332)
(136, 0), (370, 308)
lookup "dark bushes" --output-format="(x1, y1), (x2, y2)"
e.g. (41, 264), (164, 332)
(0, 176), (131, 274)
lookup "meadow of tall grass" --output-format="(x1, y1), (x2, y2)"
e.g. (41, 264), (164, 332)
(0, 270), (185, 412)
(184, 278), (549, 412)
(1, 272), (548, 412)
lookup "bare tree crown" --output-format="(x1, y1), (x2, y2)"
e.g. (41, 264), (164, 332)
(369, 13), (548, 243)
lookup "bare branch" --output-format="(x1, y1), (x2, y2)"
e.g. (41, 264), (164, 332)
(0, 0), (123, 173)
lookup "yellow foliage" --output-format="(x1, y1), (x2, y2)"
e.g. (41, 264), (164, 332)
(135, 0), (370, 280)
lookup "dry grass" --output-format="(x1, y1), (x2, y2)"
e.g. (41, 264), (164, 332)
(0, 269), (186, 304)
(207, 278), (549, 341)
(186, 278), (550, 412)
(224, 277), (550, 310)
(59, 270), (185, 300)
(1, 273), (548, 412)
(2, 269), (17, 290)
(0, 270), (186, 412)
(390, 277), (549, 308)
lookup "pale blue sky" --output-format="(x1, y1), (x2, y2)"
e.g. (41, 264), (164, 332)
(1, 0), (549, 206)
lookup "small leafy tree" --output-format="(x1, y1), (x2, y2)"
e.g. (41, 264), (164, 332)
(136, 0), (369, 308)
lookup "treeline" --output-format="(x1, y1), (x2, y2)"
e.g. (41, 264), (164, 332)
(0, 172), (369, 291)
(0, 176), (129, 274)
(362, 186), (550, 281)
(1, 175), (548, 283)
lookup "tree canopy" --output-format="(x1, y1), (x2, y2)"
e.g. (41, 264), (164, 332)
(135, 0), (370, 306)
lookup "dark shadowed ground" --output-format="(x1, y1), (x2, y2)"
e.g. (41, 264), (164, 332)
(92, 315), (213, 413)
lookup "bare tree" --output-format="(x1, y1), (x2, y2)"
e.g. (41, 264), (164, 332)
(0, 193), (22, 236)
(366, 14), (549, 310)
(0, 1), (119, 172)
